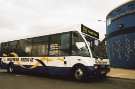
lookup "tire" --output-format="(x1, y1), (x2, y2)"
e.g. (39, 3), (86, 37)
(100, 73), (107, 80)
(7, 63), (14, 73)
(73, 65), (88, 81)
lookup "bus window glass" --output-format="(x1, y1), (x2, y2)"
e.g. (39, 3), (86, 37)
(60, 33), (70, 56)
(85, 35), (101, 58)
(32, 43), (48, 56)
(1, 42), (9, 56)
(49, 34), (61, 56)
(72, 32), (90, 57)
(31, 36), (48, 57)
(49, 33), (70, 56)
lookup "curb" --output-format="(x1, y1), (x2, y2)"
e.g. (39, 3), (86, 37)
(107, 68), (135, 80)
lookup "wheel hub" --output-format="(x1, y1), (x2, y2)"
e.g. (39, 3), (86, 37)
(75, 68), (84, 80)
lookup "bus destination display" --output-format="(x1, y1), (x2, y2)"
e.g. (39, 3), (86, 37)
(81, 24), (99, 39)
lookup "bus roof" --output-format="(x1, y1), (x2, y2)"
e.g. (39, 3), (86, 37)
(0, 24), (81, 43)
(1, 24), (99, 43)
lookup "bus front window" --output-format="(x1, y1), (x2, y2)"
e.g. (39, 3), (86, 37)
(72, 32), (90, 57)
(84, 35), (99, 58)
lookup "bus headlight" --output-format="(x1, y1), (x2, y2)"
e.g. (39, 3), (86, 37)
(94, 65), (98, 69)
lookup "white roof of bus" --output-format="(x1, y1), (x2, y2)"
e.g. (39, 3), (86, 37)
(28, 24), (82, 40)
(1, 24), (82, 43)
(37, 24), (82, 36)
(43, 24), (81, 35)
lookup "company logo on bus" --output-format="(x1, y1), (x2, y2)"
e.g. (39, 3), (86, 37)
(81, 24), (99, 39)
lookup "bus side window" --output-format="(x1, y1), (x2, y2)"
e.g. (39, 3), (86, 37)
(31, 36), (49, 57)
(60, 33), (70, 56)
(49, 33), (70, 56)
(49, 34), (61, 56)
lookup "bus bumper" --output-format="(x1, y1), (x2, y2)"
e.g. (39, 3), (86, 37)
(87, 65), (110, 78)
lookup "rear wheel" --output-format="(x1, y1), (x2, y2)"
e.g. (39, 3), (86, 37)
(7, 63), (14, 73)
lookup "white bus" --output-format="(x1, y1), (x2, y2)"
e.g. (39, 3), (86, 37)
(0, 24), (110, 81)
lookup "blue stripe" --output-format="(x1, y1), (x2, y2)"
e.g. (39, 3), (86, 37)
(13, 65), (72, 76)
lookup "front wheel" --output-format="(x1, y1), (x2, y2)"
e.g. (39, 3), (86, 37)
(73, 66), (88, 81)
(99, 73), (107, 79)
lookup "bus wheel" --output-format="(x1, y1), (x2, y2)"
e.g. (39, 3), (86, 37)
(73, 66), (88, 81)
(7, 63), (14, 73)
(100, 74), (107, 80)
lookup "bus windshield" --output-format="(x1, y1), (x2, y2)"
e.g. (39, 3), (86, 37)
(72, 32), (90, 57)
(84, 35), (99, 58)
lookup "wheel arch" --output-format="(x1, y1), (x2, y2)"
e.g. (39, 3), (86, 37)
(8, 61), (14, 66)
(71, 63), (86, 70)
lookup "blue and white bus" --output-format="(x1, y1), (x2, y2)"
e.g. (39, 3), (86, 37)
(0, 24), (110, 81)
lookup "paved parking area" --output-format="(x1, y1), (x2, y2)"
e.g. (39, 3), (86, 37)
(108, 68), (135, 79)
(0, 71), (135, 89)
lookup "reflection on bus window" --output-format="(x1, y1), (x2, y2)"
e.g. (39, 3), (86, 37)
(85, 35), (99, 58)
(49, 33), (70, 56)
(72, 32), (90, 57)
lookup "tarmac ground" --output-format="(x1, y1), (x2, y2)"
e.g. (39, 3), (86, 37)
(0, 68), (135, 89)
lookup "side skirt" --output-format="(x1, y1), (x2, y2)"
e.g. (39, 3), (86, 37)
(12, 65), (72, 76)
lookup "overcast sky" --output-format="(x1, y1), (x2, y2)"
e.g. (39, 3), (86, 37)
(0, 0), (129, 42)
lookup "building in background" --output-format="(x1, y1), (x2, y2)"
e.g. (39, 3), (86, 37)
(106, 0), (135, 69)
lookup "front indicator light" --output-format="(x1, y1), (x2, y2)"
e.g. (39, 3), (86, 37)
(94, 65), (98, 69)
